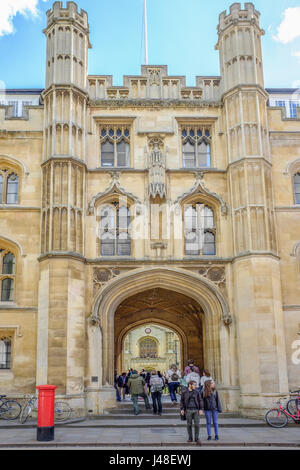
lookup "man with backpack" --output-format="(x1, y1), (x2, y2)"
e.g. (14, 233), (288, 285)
(127, 370), (151, 415)
(150, 370), (164, 415)
(166, 364), (181, 405)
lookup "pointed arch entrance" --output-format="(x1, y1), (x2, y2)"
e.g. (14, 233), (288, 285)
(91, 267), (237, 407)
(114, 289), (202, 375)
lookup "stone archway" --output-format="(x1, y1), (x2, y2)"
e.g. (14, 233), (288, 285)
(114, 289), (203, 375)
(90, 267), (238, 411)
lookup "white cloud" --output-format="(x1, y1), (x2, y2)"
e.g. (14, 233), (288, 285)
(274, 7), (300, 44)
(0, 0), (48, 37)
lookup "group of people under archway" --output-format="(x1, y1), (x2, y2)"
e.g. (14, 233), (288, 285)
(114, 359), (222, 442)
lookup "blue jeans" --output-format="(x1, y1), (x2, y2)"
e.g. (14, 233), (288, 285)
(205, 410), (219, 437)
(151, 392), (162, 414)
(168, 382), (180, 402)
(115, 383), (121, 402)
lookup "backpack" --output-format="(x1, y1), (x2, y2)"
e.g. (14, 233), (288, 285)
(171, 373), (179, 381)
(151, 377), (163, 392)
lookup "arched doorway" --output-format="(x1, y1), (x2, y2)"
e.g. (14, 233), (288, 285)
(114, 288), (204, 375)
(87, 267), (239, 414)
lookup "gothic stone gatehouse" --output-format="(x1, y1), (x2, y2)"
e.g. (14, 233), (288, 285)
(0, 1), (300, 417)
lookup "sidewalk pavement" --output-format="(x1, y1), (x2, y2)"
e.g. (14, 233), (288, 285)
(0, 421), (300, 448)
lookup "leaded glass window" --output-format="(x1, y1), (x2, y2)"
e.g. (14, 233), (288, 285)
(184, 204), (216, 256)
(0, 339), (11, 369)
(98, 203), (131, 256)
(0, 169), (19, 204)
(139, 338), (157, 359)
(0, 250), (15, 302)
(294, 173), (300, 205)
(182, 126), (211, 168)
(100, 126), (130, 167)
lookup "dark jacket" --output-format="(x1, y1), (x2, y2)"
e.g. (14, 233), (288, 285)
(117, 375), (126, 387)
(180, 389), (204, 411)
(202, 390), (222, 413)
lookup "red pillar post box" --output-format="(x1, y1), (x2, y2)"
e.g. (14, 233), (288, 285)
(36, 385), (57, 441)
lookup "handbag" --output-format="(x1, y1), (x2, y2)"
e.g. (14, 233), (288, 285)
(180, 412), (187, 421)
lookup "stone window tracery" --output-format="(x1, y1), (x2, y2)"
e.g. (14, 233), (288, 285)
(181, 126), (211, 168)
(0, 337), (11, 369)
(98, 202), (131, 256)
(0, 169), (19, 204)
(100, 126), (130, 167)
(139, 337), (157, 359)
(0, 250), (15, 301)
(184, 204), (216, 256)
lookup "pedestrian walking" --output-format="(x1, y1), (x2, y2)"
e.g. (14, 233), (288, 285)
(114, 370), (121, 402)
(127, 370), (151, 415)
(202, 380), (222, 441)
(185, 370), (201, 390)
(180, 380), (204, 443)
(117, 372), (127, 400)
(150, 370), (164, 415)
(166, 364), (181, 405)
(146, 371), (151, 395)
(180, 375), (188, 393)
(200, 369), (213, 394)
(184, 359), (200, 376)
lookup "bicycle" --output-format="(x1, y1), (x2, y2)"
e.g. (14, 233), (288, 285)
(0, 395), (22, 420)
(286, 389), (300, 416)
(265, 397), (300, 428)
(19, 394), (38, 424)
(20, 394), (72, 424)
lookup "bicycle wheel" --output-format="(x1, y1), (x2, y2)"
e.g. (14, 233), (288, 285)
(265, 408), (288, 428)
(287, 398), (300, 416)
(0, 400), (21, 420)
(54, 402), (72, 421)
(19, 404), (32, 424)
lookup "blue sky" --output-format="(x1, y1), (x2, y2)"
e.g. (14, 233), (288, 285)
(0, 0), (300, 89)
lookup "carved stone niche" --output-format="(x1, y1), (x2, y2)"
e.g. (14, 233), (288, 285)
(147, 136), (167, 199)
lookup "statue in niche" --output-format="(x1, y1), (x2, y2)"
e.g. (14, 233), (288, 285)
(148, 139), (167, 199)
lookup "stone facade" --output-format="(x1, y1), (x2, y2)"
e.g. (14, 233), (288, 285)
(0, 1), (299, 418)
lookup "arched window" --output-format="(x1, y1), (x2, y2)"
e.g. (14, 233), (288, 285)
(0, 338), (11, 369)
(294, 173), (300, 204)
(98, 203), (131, 256)
(139, 338), (157, 359)
(0, 169), (19, 204)
(182, 127), (211, 168)
(100, 127), (130, 167)
(0, 250), (15, 301)
(184, 204), (216, 256)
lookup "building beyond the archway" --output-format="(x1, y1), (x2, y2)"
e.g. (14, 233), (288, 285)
(121, 323), (182, 373)
(0, 2), (300, 418)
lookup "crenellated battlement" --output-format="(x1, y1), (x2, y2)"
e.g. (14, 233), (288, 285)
(87, 65), (222, 102)
(46, 1), (89, 30)
(218, 2), (261, 33)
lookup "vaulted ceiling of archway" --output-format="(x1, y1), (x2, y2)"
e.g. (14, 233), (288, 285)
(115, 288), (204, 336)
